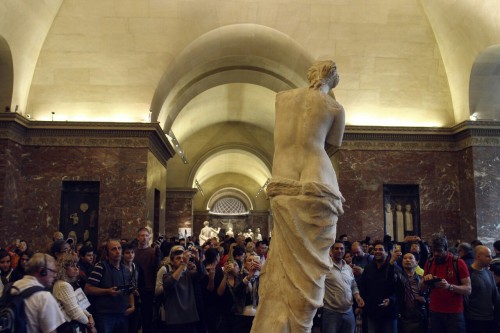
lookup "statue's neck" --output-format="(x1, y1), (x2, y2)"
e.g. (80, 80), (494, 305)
(319, 84), (330, 94)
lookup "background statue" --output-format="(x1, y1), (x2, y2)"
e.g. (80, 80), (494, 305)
(385, 202), (394, 239)
(199, 220), (220, 245)
(255, 228), (263, 241)
(395, 204), (404, 242)
(244, 228), (254, 240)
(226, 227), (234, 237)
(404, 204), (414, 232)
(251, 60), (345, 332)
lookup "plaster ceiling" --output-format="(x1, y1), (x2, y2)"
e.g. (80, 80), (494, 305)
(2, 0), (500, 205)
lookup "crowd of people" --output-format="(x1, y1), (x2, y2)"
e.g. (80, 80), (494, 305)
(322, 234), (500, 333)
(0, 229), (499, 333)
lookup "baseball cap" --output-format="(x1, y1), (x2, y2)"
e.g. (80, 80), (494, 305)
(50, 238), (74, 256)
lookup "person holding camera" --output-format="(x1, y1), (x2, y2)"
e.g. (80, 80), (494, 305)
(232, 254), (262, 333)
(389, 247), (427, 333)
(162, 245), (205, 333)
(421, 234), (471, 333)
(85, 239), (134, 333)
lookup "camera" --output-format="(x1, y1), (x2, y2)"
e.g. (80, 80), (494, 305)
(426, 277), (442, 286)
(116, 284), (135, 294)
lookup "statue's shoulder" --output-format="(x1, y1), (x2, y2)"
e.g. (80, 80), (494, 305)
(276, 87), (307, 99)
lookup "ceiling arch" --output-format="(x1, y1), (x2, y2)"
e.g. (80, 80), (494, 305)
(172, 83), (276, 142)
(189, 145), (271, 189)
(151, 23), (314, 132)
(469, 44), (500, 121)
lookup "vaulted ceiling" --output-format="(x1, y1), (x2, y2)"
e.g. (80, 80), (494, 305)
(1, 0), (500, 210)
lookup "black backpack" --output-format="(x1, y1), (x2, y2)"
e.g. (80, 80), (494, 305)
(0, 283), (45, 333)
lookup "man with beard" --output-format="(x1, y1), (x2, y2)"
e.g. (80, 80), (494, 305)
(422, 234), (471, 333)
(358, 240), (397, 333)
(389, 249), (427, 333)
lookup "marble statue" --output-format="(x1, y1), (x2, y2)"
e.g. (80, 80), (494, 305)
(404, 204), (413, 232)
(395, 204), (405, 241)
(384, 203), (394, 239)
(255, 227), (263, 241)
(251, 60), (345, 333)
(244, 228), (254, 240)
(199, 221), (220, 245)
(226, 227), (234, 237)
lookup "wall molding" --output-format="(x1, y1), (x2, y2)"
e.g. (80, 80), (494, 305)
(342, 120), (500, 151)
(0, 113), (175, 165)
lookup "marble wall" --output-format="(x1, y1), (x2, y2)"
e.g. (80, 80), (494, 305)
(336, 150), (462, 244)
(470, 146), (500, 246)
(165, 189), (197, 238)
(17, 146), (149, 251)
(0, 116), (174, 251)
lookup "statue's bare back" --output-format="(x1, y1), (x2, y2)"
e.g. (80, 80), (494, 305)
(272, 87), (345, 192)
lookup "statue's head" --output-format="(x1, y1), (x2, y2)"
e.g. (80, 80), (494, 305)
(307, 60), (338, 90)
(203, 221), (209, 226)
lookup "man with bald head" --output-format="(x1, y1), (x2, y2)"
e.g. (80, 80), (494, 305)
(351, 241), (373, 280)
(465, 245), (500, 333)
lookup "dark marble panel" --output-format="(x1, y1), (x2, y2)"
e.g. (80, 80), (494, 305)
(1, 146), (149, 251)
(337, 150), (462, 244)
(165, 197), (193, 238)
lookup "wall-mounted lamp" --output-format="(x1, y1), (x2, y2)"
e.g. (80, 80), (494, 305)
(469, 112), (478, 121)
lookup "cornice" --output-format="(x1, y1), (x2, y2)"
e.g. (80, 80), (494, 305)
(342, 120), (500, 151)
(166, 188), (198, 198)
(0, 113), (175, 165)
(2, 114), (498, 154)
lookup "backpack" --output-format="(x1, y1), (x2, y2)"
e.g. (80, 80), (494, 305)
(0, 283), (45, 333)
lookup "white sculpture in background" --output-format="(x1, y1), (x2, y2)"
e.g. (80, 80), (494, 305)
(404, 204), (414, 232)
(226, 227), (234, 237)
(251, 60), (345, 333)
(255, 228), (263, 241)
(243, 228), (254, 240)
(199, 221), (220, 245)
(384, 203), (394, 239)
(395, 204), (405, 242)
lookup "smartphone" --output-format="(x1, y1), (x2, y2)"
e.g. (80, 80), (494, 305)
(395, 244), (401, 252)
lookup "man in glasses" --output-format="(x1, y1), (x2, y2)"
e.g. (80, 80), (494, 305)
(11, 253), (65, 333)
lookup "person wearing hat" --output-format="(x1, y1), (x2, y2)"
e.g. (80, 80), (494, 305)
(162, 244), (205, 333)
(50, 238), (74, 260)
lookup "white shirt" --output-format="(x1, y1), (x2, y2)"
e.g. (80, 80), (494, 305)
(12, 275), (66, 333)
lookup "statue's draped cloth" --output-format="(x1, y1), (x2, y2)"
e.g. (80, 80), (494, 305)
(251, 177), (343, 333)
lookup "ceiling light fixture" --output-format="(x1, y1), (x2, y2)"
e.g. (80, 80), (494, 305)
(255, 178), (270, 198)
(167, 130), (189, 164)
(195, 179), (205, 197)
